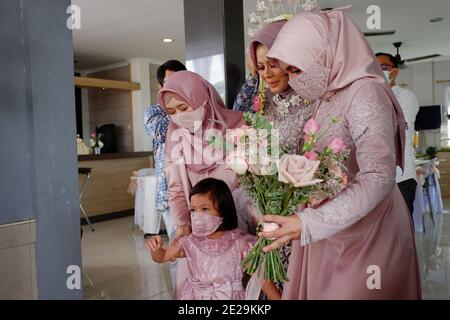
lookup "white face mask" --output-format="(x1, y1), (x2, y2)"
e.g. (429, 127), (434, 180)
(170, 105), (205, 133)
(383, 70), (394, 84)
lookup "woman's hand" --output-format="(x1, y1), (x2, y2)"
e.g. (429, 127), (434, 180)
(174, 224), (191, 241)
(246, 54), (257, 78)
(258, 215), (302, 252)
(145, 235), (162, 252)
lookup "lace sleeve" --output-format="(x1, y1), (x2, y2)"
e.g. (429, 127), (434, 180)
(298, 82), (397, 245)
(233, 75), (258, 112)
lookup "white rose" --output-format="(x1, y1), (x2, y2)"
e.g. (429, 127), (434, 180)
(226, 150), (248, 175)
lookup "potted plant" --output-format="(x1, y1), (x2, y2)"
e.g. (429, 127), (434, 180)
(89, 132), (104, 155)
(426, 146), (437, 160)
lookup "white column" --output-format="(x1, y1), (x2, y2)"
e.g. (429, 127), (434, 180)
(128, 58), (157, 152)
(77, 71), (91, 141)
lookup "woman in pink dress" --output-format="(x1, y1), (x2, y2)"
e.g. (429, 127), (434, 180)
(158, 71), (249, 296)
(258, 7), (422, 299)
(147, 178), (280, 300)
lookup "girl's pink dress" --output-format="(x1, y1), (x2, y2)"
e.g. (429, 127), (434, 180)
(176, 229), (256, 300)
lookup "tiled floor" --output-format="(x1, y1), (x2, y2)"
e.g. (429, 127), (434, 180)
(81, 218), (173, 300)
(416, 198), (450, 299)
(82, 202), (450, 299)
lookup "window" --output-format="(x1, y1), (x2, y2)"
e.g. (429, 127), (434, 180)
(441, 86), (450, 147)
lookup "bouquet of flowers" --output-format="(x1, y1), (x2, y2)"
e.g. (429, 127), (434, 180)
(210, 112), (349, 282)
(89, 132), (104, 153)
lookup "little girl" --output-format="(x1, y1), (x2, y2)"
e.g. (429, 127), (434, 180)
(146, 177), (280, 300)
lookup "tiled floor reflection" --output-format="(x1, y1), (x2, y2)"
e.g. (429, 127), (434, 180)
(416, 198), (450, 299)
(82, 201), (450, 299)
(81, 217), (173, 300)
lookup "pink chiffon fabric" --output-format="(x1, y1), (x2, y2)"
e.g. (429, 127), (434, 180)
(176, 229), (256, 300)
(267, 8), (421, 299)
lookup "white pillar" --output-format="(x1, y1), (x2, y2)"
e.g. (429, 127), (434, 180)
(128, 58), (157, 152)
(81, 74), (90, 141)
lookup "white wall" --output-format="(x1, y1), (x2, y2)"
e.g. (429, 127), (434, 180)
(397, 56), (450, 151)
(399, 57), (450, 108)
(434, 60), (450, 108)
(128, 57), (165, 152)
(412, 61), (434, 106)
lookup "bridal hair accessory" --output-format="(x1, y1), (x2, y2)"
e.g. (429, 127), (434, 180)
(247, 0), (321, 38)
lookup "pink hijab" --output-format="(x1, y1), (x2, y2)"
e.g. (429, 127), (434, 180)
(249, 20), (287, 68)
(267, 8), (406, 168)
(159, 71), (244, 173)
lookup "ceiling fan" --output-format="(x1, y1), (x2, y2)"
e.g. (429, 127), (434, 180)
(364, 30), (397, 37)
(392, 42), (441, 68)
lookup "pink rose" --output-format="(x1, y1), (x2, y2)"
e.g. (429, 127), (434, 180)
(277, 154), (322, 187)
(328, 137), (345, 154)
(304, 151), (318, 161)
(253, 96), (261, 113)
(303, 119), (320, 135)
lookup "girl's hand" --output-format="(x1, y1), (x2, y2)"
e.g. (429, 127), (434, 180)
(258, 215), (302, 252)
(145, 235), (162, 252)
(169, 239), (186, 261)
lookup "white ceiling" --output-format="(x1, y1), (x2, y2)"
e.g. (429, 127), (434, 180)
(244, 0), (450, 63)
(72, 0), (186, 70)
(73, 0), (450, 71)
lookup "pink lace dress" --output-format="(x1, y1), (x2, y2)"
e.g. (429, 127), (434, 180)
(176, 229), (256, 300)
(283, 80), (421, 299)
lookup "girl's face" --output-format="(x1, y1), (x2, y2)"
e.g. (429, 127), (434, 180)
(189, 193), (220, 217)
(165, 96), (193, 116)
(278, 60), (302, 81)
(255, 44), (290, 94)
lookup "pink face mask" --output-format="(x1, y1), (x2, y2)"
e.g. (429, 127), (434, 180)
(190, 211), (223, 237)
(170, 105), (205, 133)
(288, 64), (331, 101)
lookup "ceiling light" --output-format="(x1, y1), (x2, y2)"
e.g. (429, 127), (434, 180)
(162, 38), (174, 43)
(430, 17), (443, 23)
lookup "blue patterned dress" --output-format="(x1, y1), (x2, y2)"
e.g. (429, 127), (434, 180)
(233, 75), (258, 112)
(143, 105), (170, 212)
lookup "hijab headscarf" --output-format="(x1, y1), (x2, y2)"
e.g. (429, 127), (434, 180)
(249, 20), (287, 69)
(249, 20), (298, 105)
(267, 7), (406, 168)
(159, 71), (244, 174)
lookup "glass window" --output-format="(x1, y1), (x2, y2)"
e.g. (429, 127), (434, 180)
(442, 86), (450, 147)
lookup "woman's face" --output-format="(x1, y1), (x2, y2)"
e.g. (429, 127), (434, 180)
(278, 60), (302, 81)
(255, 44), (290, 93)
(165, 96), (193, 116)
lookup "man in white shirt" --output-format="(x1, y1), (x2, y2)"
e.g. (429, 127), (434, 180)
(376, 53), (420, 215)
